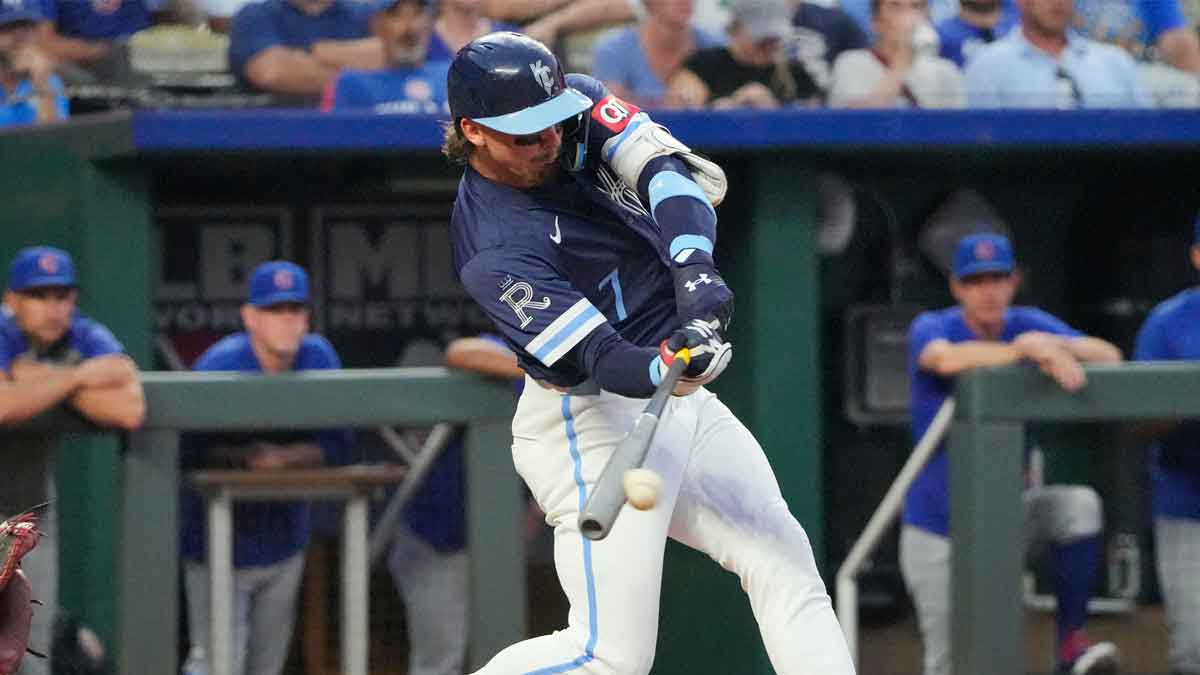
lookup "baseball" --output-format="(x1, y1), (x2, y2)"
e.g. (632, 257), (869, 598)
(623, 468), (662, 510)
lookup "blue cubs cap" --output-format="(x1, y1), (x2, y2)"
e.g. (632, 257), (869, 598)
(0, 0), (40, 27)
(248, 261), (309, 307)
(8, 246), (76, 291)
(953, 233), (1015, 279)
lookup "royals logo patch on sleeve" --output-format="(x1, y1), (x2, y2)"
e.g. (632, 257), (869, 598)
(591, 95), (640, 133)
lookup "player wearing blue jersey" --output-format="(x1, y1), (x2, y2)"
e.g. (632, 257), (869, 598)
(444, 31), (854, 675)
(179, 261), (352, 675)
(903, 233), (1122, 675)
(0, 245), (145, 675)
(1134, 218), (1200, 675)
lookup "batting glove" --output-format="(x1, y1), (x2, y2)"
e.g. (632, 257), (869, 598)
(658, 317), (732, 395)
(671, 263), (734, 329)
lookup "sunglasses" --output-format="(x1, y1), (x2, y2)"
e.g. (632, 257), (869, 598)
(511, 123), (563, 146)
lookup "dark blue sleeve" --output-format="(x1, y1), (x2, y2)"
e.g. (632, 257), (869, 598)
(0, 324), (22, 375)
(569, 73), (720, 269)
(38, 0), (58, 23)
(637, 155), (717, 268)
(459, 246), (615, 369)
(460, 246), (662, 397)
(1134, 305), (1172, 361)
(76, 320), (124, 359)
(839, 8), (870, 51)
(1138, 0), (1186, 41)
(574, 330), (661, 398)
(229, 3), (281, 76)
(908, 312), (946, 376)
(1014, 307), (1083, 339)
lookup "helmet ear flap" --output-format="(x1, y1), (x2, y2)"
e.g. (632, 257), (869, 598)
(561, 109), (591, 172)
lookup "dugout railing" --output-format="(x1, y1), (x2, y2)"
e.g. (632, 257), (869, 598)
(839, 362), (1200, 675)
(16, 367), (520, 675)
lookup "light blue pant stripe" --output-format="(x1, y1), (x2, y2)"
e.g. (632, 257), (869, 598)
(525, 396), (598, 675)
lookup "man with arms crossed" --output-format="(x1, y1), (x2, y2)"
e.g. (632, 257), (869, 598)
(445, 31), (854, 675)
(904, 233), (1121, 675)
(0, 245), (145, 675)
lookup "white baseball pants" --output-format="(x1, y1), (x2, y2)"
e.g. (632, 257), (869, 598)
(471, 379), (855, 675)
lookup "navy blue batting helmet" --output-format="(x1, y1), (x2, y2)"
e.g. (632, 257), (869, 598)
(448, 32), (593, 136)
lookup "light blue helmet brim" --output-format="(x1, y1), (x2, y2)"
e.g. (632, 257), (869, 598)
(472, 88), (593, 135)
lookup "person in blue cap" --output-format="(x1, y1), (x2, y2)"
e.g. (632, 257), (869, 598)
(0, 0), (67, 127)
(903, 232), (1123, 675)
(0, 245), (144, 675)
(1134, 215), (1200, 675)
(179, 260), (353, 675)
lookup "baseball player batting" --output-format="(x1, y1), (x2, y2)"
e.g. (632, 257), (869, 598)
(445, 32), (855, 675)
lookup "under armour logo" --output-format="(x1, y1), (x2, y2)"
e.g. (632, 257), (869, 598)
(684, 274), (714, 293)
(530, 61), (554, 96)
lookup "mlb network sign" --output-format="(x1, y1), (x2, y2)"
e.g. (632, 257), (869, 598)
(153, 207), (294, 366)
(153, 205), (491, 368)
(310, 207), (491, 366)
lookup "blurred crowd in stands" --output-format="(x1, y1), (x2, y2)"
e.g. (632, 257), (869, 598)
(2, 0), (1199, 126)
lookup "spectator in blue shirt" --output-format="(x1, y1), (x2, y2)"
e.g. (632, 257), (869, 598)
(180, 261), (353, 675)
(591, 0), (724, 109)
(936, 0), (1019, 66)
(321, 0), (450, 113)
(35, 0), (164, 73)
(964, 0), (1153, 106)
(0, 246), (145, 675)
(229, 0), (381, 97)
(1134, 216), (1200, 675)
(0, 0), (66, 127)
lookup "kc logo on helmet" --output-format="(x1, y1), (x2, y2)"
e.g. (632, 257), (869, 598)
(530, 61), (555, 96)
(591, 95), (640, 133)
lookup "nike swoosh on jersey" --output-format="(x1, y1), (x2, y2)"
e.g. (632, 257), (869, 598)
(549, 216), (562, 244)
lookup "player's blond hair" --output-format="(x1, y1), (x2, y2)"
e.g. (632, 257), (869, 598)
(442, 121), (475, 164)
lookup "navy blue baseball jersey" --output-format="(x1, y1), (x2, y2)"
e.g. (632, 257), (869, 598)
(180, 332), (353, 567)
(1135, 287), (1200, 519)
(452, 75), (688, 391)
(0, 308), (123, 370)
(905, 305), (1081, 535)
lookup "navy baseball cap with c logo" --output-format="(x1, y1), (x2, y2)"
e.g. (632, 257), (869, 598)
(8, 246), (77, 291)
(953, 233), (1015, 279)
(248, 261), (309, 307)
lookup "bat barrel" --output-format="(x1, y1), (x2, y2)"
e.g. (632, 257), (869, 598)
(579, 412), (659, 540)
(576, 354), (689, 541)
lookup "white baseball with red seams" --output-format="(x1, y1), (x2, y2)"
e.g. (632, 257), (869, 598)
(622, 468), (662, 510)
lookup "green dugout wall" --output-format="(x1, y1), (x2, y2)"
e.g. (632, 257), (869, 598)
(2, 109), (1200, 673)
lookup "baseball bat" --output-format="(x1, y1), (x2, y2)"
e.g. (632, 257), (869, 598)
(578, 349), (690, 541)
